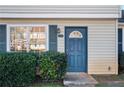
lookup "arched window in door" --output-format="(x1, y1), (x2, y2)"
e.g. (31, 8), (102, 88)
(69, 31), (83, 38)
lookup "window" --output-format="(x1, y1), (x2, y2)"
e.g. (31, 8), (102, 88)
(69, 31), (83, 38)
(8, 25), (48, 52)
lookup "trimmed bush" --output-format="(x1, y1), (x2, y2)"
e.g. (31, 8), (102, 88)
(0, 51), (67, 86)
(39, 51), (67, 81)
(0, 52), (37, 87)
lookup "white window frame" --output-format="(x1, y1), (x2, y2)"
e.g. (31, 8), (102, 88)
(7, 24), (49, 52)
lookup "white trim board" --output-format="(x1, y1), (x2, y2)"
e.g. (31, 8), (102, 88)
(0, 14), (120, 18)
(115, 19), (118, 75)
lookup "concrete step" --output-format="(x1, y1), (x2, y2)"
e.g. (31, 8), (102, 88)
(64, 84), (95, 87)
(63, 72), (98, 87)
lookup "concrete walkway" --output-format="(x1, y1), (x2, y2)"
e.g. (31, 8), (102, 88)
(63, 72), (98, 87)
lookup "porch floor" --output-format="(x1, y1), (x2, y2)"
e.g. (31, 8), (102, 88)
(63, 72), (98, 87)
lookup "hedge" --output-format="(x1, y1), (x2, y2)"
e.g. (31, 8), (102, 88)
(0, 52), (37, 87)
(0, 51), (67, 86)
(39, 51), (67, 81)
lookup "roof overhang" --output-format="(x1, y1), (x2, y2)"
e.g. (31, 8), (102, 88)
(0, 5), (121, 19)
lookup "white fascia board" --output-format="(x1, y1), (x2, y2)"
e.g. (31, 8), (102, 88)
(0, 13), (120, 18)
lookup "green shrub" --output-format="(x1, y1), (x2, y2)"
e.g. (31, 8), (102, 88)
(39, 51), (67, 81)
(0, 52), (37, 87)
(0, 51), (67, 86)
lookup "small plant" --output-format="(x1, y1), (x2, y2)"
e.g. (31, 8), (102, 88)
(39, 51), (67, 81)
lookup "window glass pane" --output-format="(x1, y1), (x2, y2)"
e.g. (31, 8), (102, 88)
(10, 27), (28, 52)
(10, 26), (47, 52)
(30, 26), (46, 52)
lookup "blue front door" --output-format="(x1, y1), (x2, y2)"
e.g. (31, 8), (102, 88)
(65, 27), (87, 72)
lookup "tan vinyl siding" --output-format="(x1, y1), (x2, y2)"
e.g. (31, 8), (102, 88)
(0, 18), (118, 74)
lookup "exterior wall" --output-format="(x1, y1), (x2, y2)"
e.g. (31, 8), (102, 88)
(0, 18), (118, 74)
